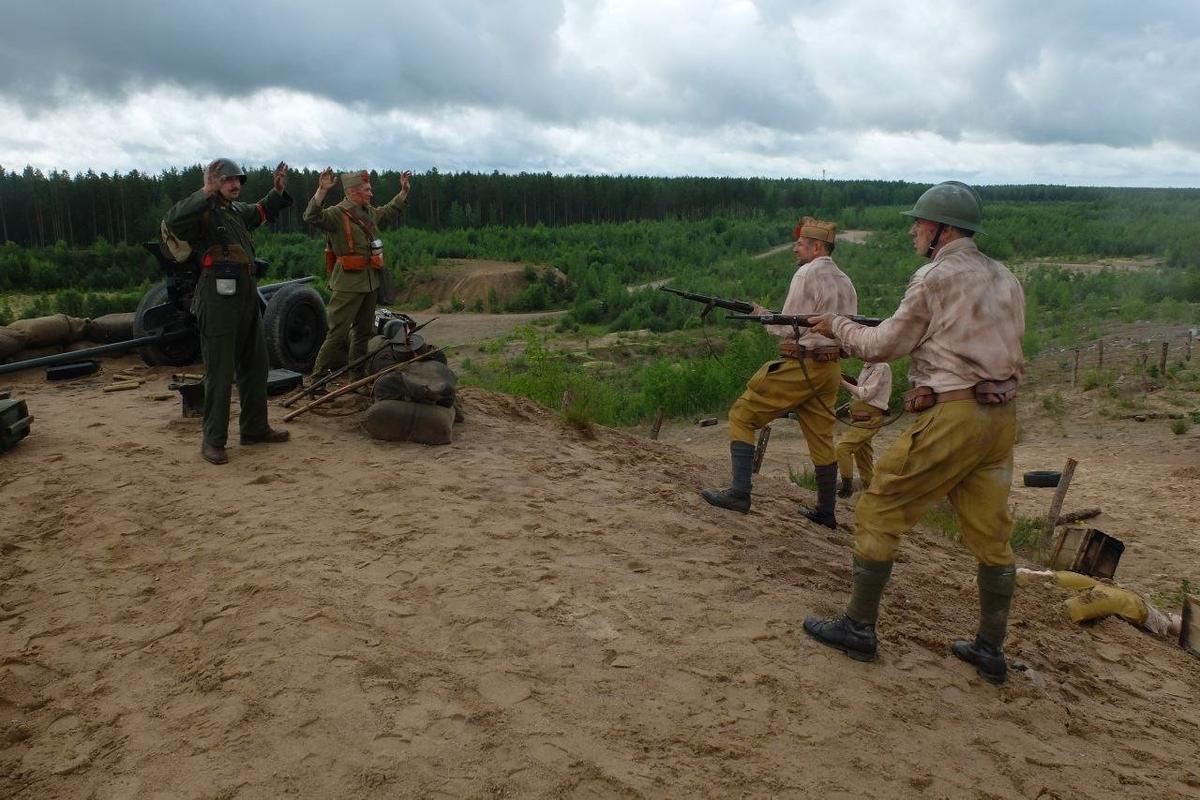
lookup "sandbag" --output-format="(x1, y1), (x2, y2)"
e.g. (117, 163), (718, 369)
(362, 399), (454, 445)
(85, 312), (136, 343)
(373, 361), (457, 407)
(0, 327), (30, 360)
(8, 314), (89, 347)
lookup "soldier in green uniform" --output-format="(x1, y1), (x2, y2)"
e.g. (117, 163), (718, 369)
(165, 159), (294, 465)
(305, 168), (411, 379)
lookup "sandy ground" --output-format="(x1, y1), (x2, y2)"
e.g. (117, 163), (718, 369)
(2, 321), (1200, 799)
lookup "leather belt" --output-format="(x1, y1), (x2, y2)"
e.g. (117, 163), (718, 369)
(778, 342), (840, 362)
(934, 388), (976, 403)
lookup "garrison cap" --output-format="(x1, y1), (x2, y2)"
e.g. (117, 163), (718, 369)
(340, 170), (371, 190)
(793, 216), (837, 244)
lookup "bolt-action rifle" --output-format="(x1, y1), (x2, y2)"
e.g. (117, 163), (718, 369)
(658, 286), (764, 319)
(726, 312), (884, 331)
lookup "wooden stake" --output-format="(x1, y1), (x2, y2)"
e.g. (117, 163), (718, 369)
(1043, 457), (1079, 543)
(561, 390), (574, 409)
(1055, 507), (1101, 525)
(649, 407), (664, 440)
(752, 426), (771, 474)
(1187, 331), (1193, 362)
(1072, 347), (1080, 387)
(1098, 339), (1104, 368)
(1160, 341), (1169, 375)
(1182, 596), (1199, 659)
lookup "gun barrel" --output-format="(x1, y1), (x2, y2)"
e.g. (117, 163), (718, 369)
(658, 286), (755, 314)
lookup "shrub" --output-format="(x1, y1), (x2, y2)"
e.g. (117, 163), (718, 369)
(788, 463), (817, 491)
(1170, 419), (1191, 435)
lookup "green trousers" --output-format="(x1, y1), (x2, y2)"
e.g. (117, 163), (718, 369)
(312, 289), (376, 378)
(192, 273), (270, 448)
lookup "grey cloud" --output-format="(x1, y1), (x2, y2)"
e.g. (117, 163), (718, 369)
(1, 0), (1197, 154)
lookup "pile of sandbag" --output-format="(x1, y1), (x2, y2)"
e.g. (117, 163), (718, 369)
(0, 312), (136, 362)
(362, 360), (460, 445)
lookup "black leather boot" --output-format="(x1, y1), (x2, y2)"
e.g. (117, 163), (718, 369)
(701, 441), (755, 514)
(952, 564), (1015, 685)
(801, 463), (839, 528)
(802, 558), (892, 662)
(803, 615), (878, 661)
(951, 636), (1007, 685)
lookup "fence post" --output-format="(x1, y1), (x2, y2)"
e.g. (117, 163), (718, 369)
(1160, 341), (1169, 376)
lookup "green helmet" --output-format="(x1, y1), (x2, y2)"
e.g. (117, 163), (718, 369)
(901, 181), (983, 233)
(210, 158), (247, 185)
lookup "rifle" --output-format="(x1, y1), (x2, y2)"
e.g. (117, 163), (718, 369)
(726, 312), (884, 329)
(659, 286), (762, 319)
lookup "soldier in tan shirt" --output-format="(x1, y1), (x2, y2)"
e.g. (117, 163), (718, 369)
(305, 168), (411, 379)
(802, 182), (1026, 686)
(834, 361), (892, 497)
(702, 216), (857, 529)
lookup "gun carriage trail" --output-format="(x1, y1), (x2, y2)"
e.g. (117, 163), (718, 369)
(3, 311), (1200, 799)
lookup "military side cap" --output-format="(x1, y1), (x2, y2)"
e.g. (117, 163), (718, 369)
(793, 216), (837, 243)
(340, 171), (371, 190)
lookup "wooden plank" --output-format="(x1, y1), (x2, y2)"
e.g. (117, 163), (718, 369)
(752, 426), (771, 474)
(1181, 596), (1199, 659)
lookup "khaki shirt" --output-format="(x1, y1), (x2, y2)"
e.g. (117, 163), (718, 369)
(832, 238), (1025, 392)
(768, 256), (858, 349)
(846, 362), (892, 411)
(303, 194), (407, 292)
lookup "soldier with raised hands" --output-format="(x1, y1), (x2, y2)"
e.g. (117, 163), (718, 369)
(802, 182), (1026, 685)
(165, 158), (293, 465)
(701, 216), (857, 528)
(305, 168), (411, 381)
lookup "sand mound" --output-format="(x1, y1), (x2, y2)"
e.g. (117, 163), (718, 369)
(397, 259), (568, 312)
(1, 358), (1198, 798)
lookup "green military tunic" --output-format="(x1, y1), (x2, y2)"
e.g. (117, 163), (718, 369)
(165, 187), (292, 448)
(304, 194), (407, 377)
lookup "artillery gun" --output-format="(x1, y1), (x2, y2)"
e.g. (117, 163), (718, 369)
(0, 243), (329, 377)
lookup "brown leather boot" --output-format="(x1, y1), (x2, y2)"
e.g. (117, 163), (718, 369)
(201, 441), (228, 465)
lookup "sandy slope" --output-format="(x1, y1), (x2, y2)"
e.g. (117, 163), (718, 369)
(2, 345), (1199, 799)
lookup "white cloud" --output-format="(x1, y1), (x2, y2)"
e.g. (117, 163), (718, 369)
(0, 1), (1197, 185)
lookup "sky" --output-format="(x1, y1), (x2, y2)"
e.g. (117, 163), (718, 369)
(1, 0), (1198, 186)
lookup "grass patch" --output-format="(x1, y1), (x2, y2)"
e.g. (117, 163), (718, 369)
(1170, 418), (1191, 435)
(921, 506), (1047, 558)
(1041, 391), (1065, 419)
(787, 463), (817, 491)
(1151, 579), (1194, 612)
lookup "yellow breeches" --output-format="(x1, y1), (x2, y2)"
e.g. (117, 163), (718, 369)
(835, 401), (884, 486)
(728, 358), (839, 465)
(853, 400), (1017, 566)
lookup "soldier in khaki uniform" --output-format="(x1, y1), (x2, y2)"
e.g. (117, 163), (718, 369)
(305, 168), (411, 379)
(165, 159), (293, 465)
(702, 216), (857, 528)
(803, 182), (1026, 685)
(834, 361), (892, 496)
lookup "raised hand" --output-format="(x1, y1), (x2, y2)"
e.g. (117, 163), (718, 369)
(202, 160), (223, 197)
(317, 167), (336, 192)
(399, 170), (412, 196)
(273, 161), (289, 193)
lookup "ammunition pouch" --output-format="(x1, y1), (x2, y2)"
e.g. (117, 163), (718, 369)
(207, 259), (248, 297)
(904, 379), (1018, 413)
(338, 253), (384, 271)
(778, 342), (840, 362)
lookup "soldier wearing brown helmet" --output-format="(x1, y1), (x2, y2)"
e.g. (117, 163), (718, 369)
(305, 168), (411, 380)
(701, 216), (857, 528)
(164, 158), (293, 465)
(802, 181), (1025, 685)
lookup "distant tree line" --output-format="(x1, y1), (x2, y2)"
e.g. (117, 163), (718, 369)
(5, 162), (1184, 249)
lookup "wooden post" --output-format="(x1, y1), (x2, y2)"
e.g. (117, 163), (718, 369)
(561, 390), (574, 409)
(1072, 347), (1080, 387)
(1055, 507), (1101, 525)
(1182, 596), (1199, 659)
(649, 407), (664, 440)
(1187, 331), (1193, 362)
(1043, 458), (1079, 544)
(1160, 341), (1169, 376)
(752, 426), (771, 474)
(1097, 339), (1104, 368)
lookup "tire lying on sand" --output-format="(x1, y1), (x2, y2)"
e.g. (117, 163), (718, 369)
(262, 284), (327, 373)
(362, 399), (455, 445)
(1023, 470), (1062, 488)
(133, 281), (202, 367)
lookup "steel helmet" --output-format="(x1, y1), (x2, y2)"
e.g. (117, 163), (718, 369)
(901, 181), (983, 233)
(210, 158), (247, 185)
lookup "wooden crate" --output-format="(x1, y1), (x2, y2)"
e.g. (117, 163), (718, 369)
(1048, 526), (1125, 579)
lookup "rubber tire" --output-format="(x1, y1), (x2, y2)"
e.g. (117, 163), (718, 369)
(262, 284), (327, 373)
(132, 281), (201, 367)
(1023, 470), (1062, 488)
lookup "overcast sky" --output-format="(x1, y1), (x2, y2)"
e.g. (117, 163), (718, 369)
(1, 0), (1198, 186)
